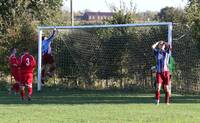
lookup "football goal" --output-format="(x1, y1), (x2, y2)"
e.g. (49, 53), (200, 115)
(37, 22), (173, 91)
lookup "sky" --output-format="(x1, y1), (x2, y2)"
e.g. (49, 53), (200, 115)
(63, 0), (188, 12)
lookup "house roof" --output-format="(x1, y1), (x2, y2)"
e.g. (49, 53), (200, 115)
(84, 12), (113, 16)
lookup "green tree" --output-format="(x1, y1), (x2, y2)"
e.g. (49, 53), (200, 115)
(94, 0), (137, 88)
(107, 0), (136, 24)
(156, 7), (187, 23)
(0, 0), (64, 75)
(0, 0), (63, 27)
(186, 0), (200, 46)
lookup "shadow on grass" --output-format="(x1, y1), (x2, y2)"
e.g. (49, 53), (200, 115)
(0, 88), (200, 104)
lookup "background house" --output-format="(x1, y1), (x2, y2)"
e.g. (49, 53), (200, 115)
(81, 12), (113, 21)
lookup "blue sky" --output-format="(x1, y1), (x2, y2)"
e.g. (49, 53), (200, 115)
(63, 0), (188, 12)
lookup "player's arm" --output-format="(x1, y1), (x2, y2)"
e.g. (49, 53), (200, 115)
(47, 28), (58, 42)
(152, 41), (160, 50)
(9, 56), (18, 67)
(17, 56), (22, 67)
(14, 56), (19, 67)
(28, 55), (36, 68)
(32, 56), (36, 68)
(152, 41), (161, 55)
(11, 59), (18, 67)
(165, 43), (171, 54)
(9, 61), (16, 67)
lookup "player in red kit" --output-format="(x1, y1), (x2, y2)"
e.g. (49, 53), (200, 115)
(18, 48), (36, 101)
(9, 48), (20, 94)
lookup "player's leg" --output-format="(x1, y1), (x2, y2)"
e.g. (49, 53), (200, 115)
(41, 65), (46, 85)
(48, 63), (56, 77)
(12, 82), (20, 94)
(27, 83), (33, 101)
(9, 74), (14, 94)
(20, 83), (26, 100)
(169, 75), (172, 97)
(12, 74), (20, 94)
(41, 53), (56, 86)
(155, 73), (163, 104)
(26, 73), (33, 101)
(156, 83), (161, 104)
(164, 84), (170, 104)
(46, 54), (56, 77)
(42, 54), (48, 85)
(9, 74), (19, 94)
(163, 71), (171, 104)
(20, 74), (27, 100)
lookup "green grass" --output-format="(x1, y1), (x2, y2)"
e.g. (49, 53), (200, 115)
(0, 88), (200, 123)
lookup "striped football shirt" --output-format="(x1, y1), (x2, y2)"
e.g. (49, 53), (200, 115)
(154, 48), (171, 73)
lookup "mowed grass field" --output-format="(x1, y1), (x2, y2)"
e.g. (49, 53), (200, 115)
(0, 87), (200, 123)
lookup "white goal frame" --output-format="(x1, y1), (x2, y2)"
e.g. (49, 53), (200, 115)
(37, 22), (173, 91)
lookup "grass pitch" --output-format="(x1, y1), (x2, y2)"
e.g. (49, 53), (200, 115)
(0, 88), (200, 123)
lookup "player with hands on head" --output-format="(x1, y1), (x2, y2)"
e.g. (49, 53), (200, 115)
(152, 40), (171, 105)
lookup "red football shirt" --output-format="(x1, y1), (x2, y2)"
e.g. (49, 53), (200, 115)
(9, 54), (19, 75)
(18, 53), (36, 74)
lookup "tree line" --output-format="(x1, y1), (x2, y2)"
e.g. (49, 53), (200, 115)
(0, 0), (200, 93)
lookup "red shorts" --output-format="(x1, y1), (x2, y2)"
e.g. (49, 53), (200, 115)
(42, 53), (54, 65)
(20, 73), (33, 86)
(156, 71), (170, 85)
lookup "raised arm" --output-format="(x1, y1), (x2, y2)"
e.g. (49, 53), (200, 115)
(47, 28), (58, 42)
(164, 42), (171, 54)
(152, 41), (160, 50)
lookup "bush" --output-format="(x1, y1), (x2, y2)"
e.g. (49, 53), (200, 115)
(0, 79), (10, 91)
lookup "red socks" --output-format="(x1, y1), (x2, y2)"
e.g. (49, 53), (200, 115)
(20, 85), (32, 100)
(156, 90), (170, 103)
(165, 91), (170, 103)
(28, 87), (33, 97)
(156, 90), (160, 101)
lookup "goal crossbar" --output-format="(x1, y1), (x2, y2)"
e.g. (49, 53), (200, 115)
(37, 22), (173, 91)
(38, 22), (172, 30)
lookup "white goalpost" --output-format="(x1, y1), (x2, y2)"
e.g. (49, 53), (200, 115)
(37, 22), (173, 91)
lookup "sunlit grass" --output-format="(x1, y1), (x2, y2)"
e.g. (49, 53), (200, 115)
(0, 88), (200, 123)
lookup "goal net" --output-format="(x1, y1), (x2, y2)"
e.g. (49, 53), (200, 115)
(37, 22), (172, 91)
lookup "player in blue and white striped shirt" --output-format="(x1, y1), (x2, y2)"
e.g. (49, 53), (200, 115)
(152, 41), (171, 105)
(41, 28), (58, 85)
